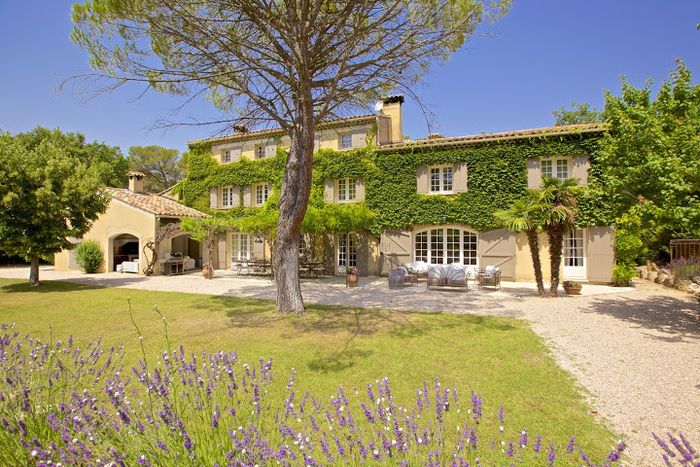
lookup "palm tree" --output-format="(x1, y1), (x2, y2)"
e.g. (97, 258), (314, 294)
(495, 192), (547, 296)
(540, 177), (579, 297)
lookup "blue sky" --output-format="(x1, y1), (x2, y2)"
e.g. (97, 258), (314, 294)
(0, 1), (698, 154)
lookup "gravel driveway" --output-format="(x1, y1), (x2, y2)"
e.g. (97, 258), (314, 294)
(1, 267), (698, 464)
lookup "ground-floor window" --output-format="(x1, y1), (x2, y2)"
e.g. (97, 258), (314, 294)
(564, 229), (585, 267)
(414, 227), (478, 265)
(232, 233), (253, 261)
(337, 233), (357, 272)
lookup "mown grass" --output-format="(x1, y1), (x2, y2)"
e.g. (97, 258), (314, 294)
(0, 278), (618, 462)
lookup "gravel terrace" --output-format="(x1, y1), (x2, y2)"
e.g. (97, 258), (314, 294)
(1, 266), (699, 465)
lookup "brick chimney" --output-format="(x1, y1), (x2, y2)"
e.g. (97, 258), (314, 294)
(128, 171), (145, 193)
(377, 95), (404, 144)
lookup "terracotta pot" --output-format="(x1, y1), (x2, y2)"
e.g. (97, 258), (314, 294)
(563, 284), (582, 295)
(202, 264), (214, 279)
(346, 273), (359, 288)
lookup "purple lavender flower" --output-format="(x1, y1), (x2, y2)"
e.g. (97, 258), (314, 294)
(548, 443), (556, 465)
(566, 436), (576, 453)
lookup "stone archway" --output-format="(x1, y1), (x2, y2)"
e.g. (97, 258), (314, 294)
(111, 233), (140, 272)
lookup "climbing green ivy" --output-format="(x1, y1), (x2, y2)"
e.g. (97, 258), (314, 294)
(179, 134), (612, 236)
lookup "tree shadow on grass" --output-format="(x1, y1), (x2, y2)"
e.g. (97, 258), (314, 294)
(0, 280), (105, 294)
(584, 293), (700, 340)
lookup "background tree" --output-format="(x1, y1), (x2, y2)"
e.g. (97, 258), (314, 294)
(128, 145), (184, 192)
(15, 127), (128, 187)
(495, 192), (546, 296)
(540, 177), (579, 296)
(552, 102), (603, 126)
(0, 132), (109, 285)
(71, 0), (510, 312)
(598, 61), (700, 262)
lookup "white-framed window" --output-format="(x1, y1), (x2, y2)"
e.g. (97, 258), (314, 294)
(564, 229), (585, 267)
(221, 186), (234, 208)
(255, 144), (265, 159)
(430, 166), (453, 193)
(232, 233), (253, 261)
(541, 158), (569, 181)
(337, 178), (357, 202)
(222, 150), (232, 163)
(337, 233), (357, 272)
(414, 227), (478, 266)
(339, 134), (353, 150)
(255, 183), (270, 206)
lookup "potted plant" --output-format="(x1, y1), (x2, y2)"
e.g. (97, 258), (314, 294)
(562, 280), (582, 295)
(346, 266), (360, 288)
(202, 263), (214, 279)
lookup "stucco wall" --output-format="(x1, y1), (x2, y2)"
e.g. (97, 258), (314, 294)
(54, 199), (157, 275)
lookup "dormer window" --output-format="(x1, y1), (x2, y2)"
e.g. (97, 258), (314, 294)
(541, 158), (569, 181)
(430, 166), (453, 193)
(255, 183), (270, 205)
(337, 178), (357, 202)
(339, 134), (353, 150)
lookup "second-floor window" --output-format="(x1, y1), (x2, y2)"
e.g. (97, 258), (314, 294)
(255, 183), (270, 205)
(337, 178), (357, 202)
(255, 145), (265, 159)
(339, 134), (353, 150)
(541, 158), (569, 181)
(222, 150), (231, 163)
(221, 187), (234, 208)
(430, 166), (453, 193)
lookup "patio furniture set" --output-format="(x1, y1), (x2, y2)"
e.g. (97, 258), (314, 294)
(388, 261), (501, 292)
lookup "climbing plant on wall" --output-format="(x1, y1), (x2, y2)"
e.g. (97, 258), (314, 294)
(179, 134), (612, 236)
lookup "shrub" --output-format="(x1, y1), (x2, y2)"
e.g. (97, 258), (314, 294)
(612, 263), (637, 287)
(670, 257), (700, 282)
(75, 239), (103, 273)
(0, 321), (632, 466)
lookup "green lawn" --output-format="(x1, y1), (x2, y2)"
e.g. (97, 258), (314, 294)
(0, 278), (617, 462)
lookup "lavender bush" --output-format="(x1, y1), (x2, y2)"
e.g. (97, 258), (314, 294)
(670, 257), (700, 281)
(0, 314), (685, 466)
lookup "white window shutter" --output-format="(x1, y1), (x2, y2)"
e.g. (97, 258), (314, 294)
(242, 185), (252, 207)
(230, 147), (242, 162)
(351, 131), (366, 148)
(526, 159), (541, 189)
(416, 166), (429, 194)
(210, 188), (218, 209)
(355, 179), (365, 201)
(324, 180), (335, 203)
(265, 143), (277, 158)
(231, 186), (240, 207)
(453, 162), (468, 193)
(313, 135), (321, 153)
(571, 156), (589, 185)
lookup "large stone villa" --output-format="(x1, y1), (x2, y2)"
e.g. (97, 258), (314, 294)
(55, 96), (615, 283)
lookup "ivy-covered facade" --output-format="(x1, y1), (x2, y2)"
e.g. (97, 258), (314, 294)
(180, 103), (615, 283)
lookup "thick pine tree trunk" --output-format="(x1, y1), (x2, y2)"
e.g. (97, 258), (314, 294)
(29, 253), (40, 286)
(525, 229), (546, 296)
(274, 104), (314, 313)
(547, 225), (565, 297)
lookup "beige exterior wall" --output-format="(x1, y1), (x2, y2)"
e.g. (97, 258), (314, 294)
(54, 199), (158, 275)
(514, 227), (615, 283)
(211, 124), (374, 164)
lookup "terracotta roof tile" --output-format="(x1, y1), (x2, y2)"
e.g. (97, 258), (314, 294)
(188, 114), (377, 147)
(376, 123), (609, 151)
(106, 188), (207, 218)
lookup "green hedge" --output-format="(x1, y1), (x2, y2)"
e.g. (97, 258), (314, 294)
(180, 134), (612, 235)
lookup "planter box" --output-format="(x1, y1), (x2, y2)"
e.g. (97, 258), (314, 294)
(563, 284), (582, 295)
(346, 274), (359, 288)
